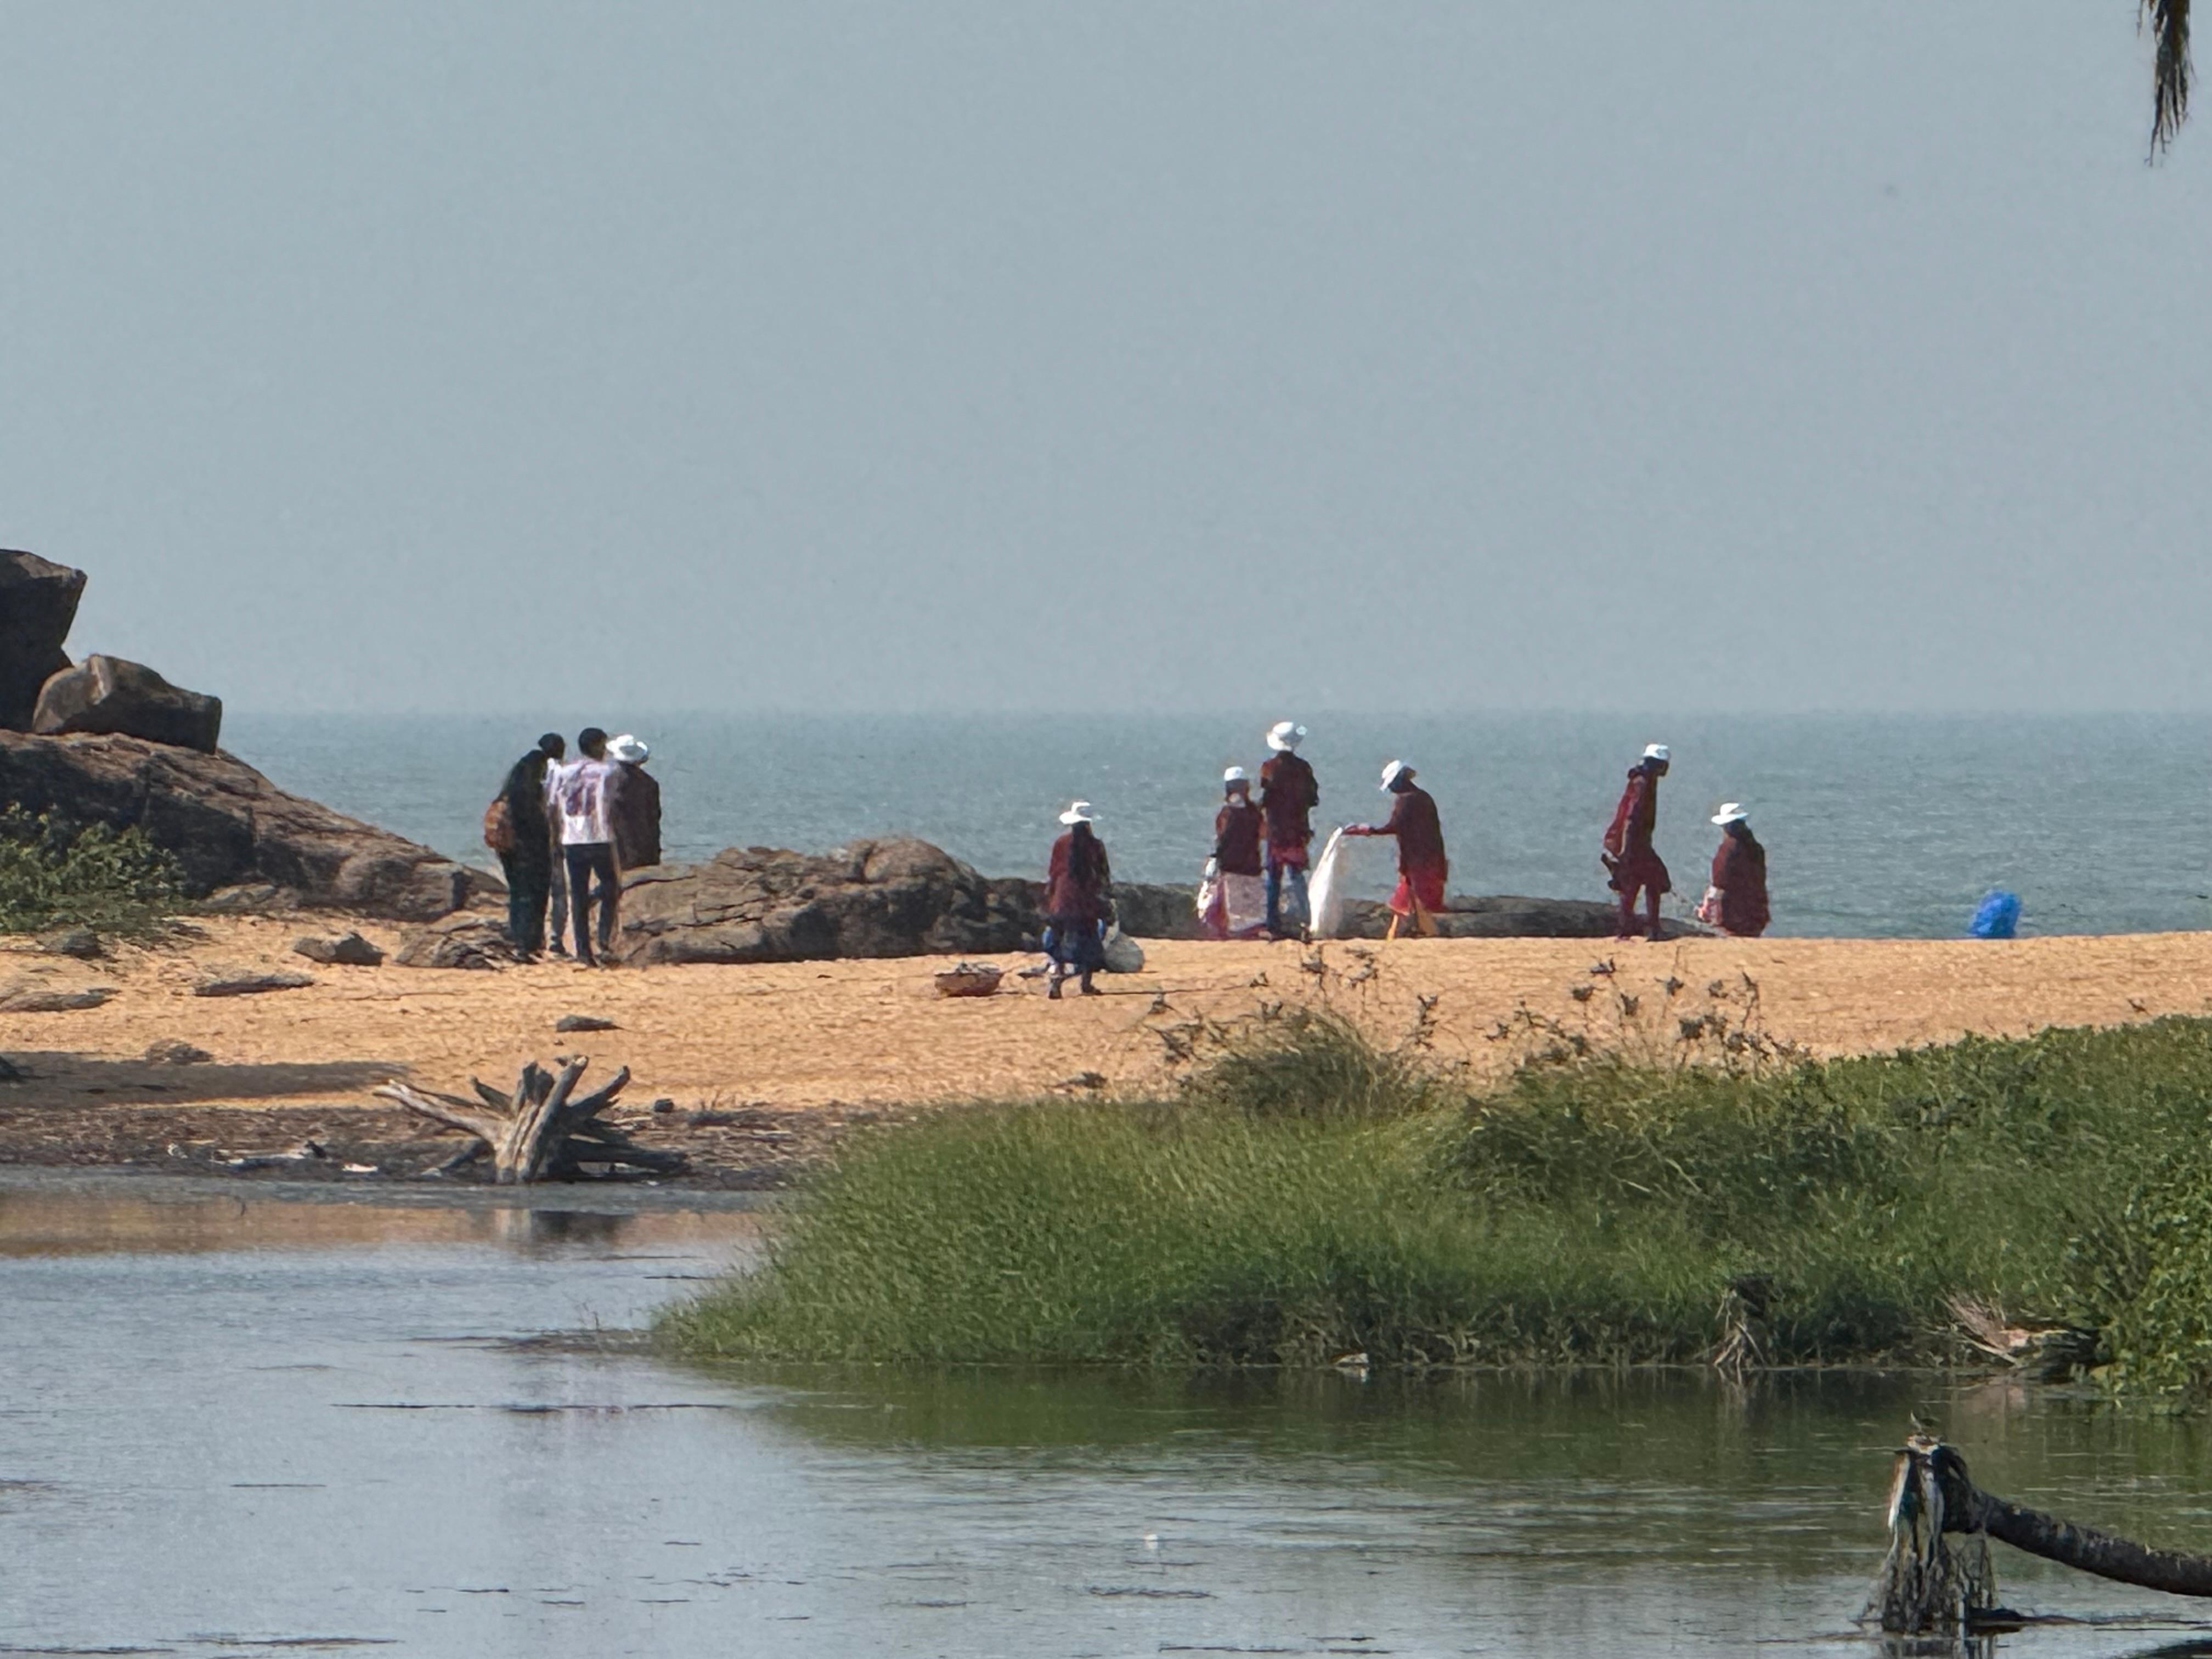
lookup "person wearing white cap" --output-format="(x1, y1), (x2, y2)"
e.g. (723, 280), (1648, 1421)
(605, 734), (662, 873)
(1042, 802), (1113, 997)
(1203, 768), (1267, 940)
(1345, 760), (1448, 939)
(1602, 743), (1673, 941)
(1697, 803), (1769, 938)
(1258, 721), (1318, 937)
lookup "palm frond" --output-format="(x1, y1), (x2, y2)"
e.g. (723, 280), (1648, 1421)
(2145, 0), (2193, 155)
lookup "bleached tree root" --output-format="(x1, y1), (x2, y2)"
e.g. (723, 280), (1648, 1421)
(376, 1057), (686, 1184)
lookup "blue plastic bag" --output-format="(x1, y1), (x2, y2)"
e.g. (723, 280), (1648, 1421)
(1969, 890), (2021, 940)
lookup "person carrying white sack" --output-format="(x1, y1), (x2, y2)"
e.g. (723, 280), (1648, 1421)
(1199, 768), (1268, 939)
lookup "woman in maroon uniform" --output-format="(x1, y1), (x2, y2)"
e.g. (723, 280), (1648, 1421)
(1602, 743), (1672, 941)
(1043, 801), (1112, 998)
(1207, 768), (1267, 939)
(1701, 803), (1770, 938)
(1346, 760), (1447, 939)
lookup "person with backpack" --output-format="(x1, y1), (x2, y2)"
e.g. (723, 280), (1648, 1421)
(486, 732), (563, 960)
(546, 727), (619, 967)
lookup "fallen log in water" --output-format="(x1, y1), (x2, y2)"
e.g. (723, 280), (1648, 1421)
(1875, 1431), (2212, 1634)
(375, 1057), (686, 1183)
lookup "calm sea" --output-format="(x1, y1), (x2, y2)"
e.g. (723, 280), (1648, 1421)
(221, 711), (2210, 940)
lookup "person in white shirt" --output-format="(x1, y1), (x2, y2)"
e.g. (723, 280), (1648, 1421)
(545, 726), (619, 966)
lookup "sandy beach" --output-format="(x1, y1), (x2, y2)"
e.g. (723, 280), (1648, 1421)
(2, 916), (2209, 1181)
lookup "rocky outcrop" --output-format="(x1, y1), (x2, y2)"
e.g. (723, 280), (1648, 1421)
(0, 551), (85, 730)
(617, 838), (1028, 965)
(393, 913), (521, 970)
(0, 730), (498, 920)
(34, 654), (222, 752)
(614, 838), (1700, 964)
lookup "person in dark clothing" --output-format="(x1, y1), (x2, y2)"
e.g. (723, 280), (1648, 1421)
(605, 733), (662, 871)
(1205, 767), (1267, 939)
(1701, 803), (1770, 938)
(496, 732), (563, 960)
(1258, 720), (1319, 937)
(1602, 743), (1672, 941)
(548, 726), (618, 967)
(1042, 801), (1111, 998)
(1346, 760), (1447, 939)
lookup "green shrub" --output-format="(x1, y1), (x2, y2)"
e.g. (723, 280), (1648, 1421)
(0, 805), (184, 936)
(661, 1014), (2212, 1389)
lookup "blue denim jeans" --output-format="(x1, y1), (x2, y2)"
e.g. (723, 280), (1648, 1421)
(1265, 860), (1309, 935)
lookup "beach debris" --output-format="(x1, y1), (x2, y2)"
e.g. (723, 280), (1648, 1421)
(376, 1056), (687, 1184)
(223, 1138), (328, 1172)
(392, 914), (521, 971)
(1052, 1071), (1108, 1092)
(1588, 958), (1616, 977)
(193, 970), (314, 998)
(555, 1013), (619, 1032)
(1568, 984), (1595, 1002)
(0, 984), (115, 1013)
(35, 927), (100, 960)
(198, 883), (303, 915)
(933, 963), (1003, 998)
(1870, 1431), (2212, 1636)
(292, 930), (385, 967)
(650, 1097), (675, 1114)
(1970, 889), (2022, 940)
(143, 1040), (212, 1064)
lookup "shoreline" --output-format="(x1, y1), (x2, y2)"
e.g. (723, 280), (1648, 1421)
(3, 913), (2209, 1182)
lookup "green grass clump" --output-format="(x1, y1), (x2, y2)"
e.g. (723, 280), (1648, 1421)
(662, 1013), (2212, 1392)
(0, 805), (183, 936)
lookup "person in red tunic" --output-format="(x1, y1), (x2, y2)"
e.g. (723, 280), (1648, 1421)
(1346, 760), (1446, 939)
(1043, 801), (1112, 998)
(1258, 720), (1319, 937)
(1206, 768), (1268, 939)
(1700, 803), (1770, 938)
(1602, 743), (1672, 941)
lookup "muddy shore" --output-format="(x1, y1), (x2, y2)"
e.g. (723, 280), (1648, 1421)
(3, 914), (2209, 1186)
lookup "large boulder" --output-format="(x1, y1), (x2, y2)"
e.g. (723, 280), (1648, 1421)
(33, 654), (222, 752)
(0, 730), (499, 919)
(0, 551), (86, 731)
(618, 837), (1031, 966)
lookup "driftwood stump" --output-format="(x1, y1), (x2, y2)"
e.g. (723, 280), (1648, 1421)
(1875, 1431), (2212, 1634)
(375, 1057), (686, 1183)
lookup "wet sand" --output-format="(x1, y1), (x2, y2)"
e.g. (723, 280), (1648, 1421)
(2, 915), (2209, 1177)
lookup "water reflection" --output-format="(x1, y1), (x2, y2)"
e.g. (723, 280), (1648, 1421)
(6, 1182), (2212, 1657)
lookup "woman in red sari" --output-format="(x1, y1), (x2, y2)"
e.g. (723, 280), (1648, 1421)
(1602, 743), (1671, 941)
(1346, 760), (1446, 939)
(1700, 803), (1769, 938)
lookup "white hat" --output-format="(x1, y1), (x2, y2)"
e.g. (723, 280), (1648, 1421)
(607, 734), (650, 764)
(1266, 721), (1307, 752)
(1711, 802), (1748, 826)
(1643, 743), (1671, 763)
(1379, 759), (1411, 791)
(1058, 800), (1098, 826)
(1222, 766), (1250, 786)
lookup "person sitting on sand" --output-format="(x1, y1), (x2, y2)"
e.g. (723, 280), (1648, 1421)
(547, 727), (619, 967)
(1042, 801), (1111, 998)
(1345, 760), (1447, 940)
(1259, 720), (1319, 937)
(495, 732), (564, 960)
(1700, 802), (1769, 938)
(1206, 768), (1267, 940)
(606, 733), (662, 872)
(1603, 743), (1672, 941)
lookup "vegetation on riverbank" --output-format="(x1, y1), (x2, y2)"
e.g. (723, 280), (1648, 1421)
(0, 806), (182, 936)
(661, 1001), (2212, 1395)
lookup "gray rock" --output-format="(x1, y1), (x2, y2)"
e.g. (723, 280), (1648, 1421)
(554, 1013), (618, 1032)
(144, 1040), (213, 1064)
(0, 550), (85, 731)
(192, 970), (314, 997)
(201, 884), (303, 915)
(393, 913), (520, 970)
(292, 931), (385, 967)
(0, 730), (499, 920)
(36, 926), (101, 959)
(0, 984), (115, 1012)
(33, 654), (223, 752)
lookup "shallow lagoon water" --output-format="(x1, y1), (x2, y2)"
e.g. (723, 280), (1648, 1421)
(7, 1177), (2212, 1657)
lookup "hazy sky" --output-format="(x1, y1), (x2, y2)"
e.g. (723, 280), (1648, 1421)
(1, 3), (2206, 714)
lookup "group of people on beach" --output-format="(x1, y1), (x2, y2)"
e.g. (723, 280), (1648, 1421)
(1040, 723), (1770, 989)
(485, 729), (662, 967)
